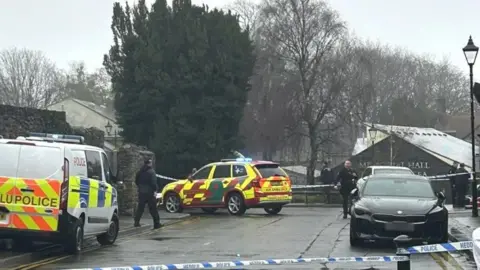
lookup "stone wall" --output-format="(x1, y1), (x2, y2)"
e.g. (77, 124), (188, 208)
(0, 104), (70, 138)
(117, 143), (155, 216)
(71, 126), (105, 148)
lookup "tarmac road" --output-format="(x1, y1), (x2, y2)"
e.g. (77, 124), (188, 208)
(8, 207), (471, 269)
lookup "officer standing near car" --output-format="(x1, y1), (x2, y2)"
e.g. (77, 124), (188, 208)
(320, 161), (334, 184)
(455, 163), (469, 208)
(448, 162), (458, 207)
(334, 160), (358, 219)
(134, 159), (162, 229)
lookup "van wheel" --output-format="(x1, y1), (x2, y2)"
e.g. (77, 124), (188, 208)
(226, 193), (246, 216)
(97, 214), (119, 245)
(11, 238), (34, 252)
(264, 206), (282, 215)
(64, 218), (84, 254)
(165, 193), (183, 213)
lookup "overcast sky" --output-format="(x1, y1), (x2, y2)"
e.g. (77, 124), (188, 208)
(1, 0), (479, 76)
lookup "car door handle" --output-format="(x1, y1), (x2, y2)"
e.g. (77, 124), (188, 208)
(21, 188), (34, 192)
(222, 180), (229, 184)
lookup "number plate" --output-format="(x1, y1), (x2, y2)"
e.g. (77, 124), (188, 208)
(270, 181), (282, 186)
(263, 187), (287, 192)
(385, 222), (414, 232)
(261, 195), (290, 201)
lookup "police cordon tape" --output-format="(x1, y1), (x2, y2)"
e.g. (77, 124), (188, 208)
(397, 240), (474, 254)
(63, 255), (409, 270)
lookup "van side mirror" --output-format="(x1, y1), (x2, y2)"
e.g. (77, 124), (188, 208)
(115, 171), (124, 185)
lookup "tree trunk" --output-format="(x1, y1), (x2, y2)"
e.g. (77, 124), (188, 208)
(307, 127), (318, 185)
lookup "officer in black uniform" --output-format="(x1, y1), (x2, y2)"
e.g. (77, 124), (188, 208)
(334, 160), (358, 219)
(455, 163), (469, 208)
(448, 162), (458, 206)
(134, 159), (161, 229)
(320, 161), (334, 184)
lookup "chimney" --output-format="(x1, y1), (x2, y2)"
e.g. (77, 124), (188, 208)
(435, 97), (448, 130)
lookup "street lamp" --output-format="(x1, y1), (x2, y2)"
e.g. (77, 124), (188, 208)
(104, 121), (117, 149)
(369, 126), (378, 165)
(463, 36), (479, 217)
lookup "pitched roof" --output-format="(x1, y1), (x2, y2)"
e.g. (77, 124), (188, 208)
(71, 98), (116, 122)
(352, 138), (368, 156)
(373, 124), (479, 169)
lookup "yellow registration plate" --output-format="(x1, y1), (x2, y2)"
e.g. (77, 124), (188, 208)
(263, 187), (287, 192)
(261, 195), (290, 201)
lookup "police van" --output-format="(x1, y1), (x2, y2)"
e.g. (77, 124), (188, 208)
(0, 132), (123, 254)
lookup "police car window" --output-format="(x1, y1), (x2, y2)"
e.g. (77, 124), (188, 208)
(85, 150), (103, 181)
(213, 165), (231, 178)
(233, 165), (247, 177)
(0, 144), (21, 177)
(192, 167), (211, 180)
(101, 153), (111, 183)
(17, 145), (63, 179)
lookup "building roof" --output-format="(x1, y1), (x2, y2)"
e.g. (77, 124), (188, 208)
(352, 138), (368, 156)
(282, 165), (321, 177)
(71, 99), (116, 122)
(373, 124), (479, 169)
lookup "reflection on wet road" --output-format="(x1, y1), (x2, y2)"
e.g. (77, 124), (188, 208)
(6, 207), (474, 269)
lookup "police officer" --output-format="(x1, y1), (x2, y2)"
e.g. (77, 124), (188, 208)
(334, 160), (358, 219)
(448, 162), (458, 207)
(134, 159), (161, 229)
(455, 163), (469, 208)
(320, 161), (334, 185)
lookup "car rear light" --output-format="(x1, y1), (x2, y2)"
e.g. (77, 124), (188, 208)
(251, 177), (261, 188)
(60, 158), (69, 210)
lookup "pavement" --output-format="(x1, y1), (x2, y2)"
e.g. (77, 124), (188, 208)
(2, 207), (473, 270)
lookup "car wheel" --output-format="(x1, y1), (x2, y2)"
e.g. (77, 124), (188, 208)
(349, 218), (361, 247)
(165, 192), (183, 213)
(201, 208), (218, 214)
(264, 207), (282, 215)
(226, 193), (246, 216)
(64, 217), (84, 254)
(97, 214), (120, 245)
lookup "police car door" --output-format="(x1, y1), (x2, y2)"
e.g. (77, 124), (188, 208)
(85, 150), (109, 232)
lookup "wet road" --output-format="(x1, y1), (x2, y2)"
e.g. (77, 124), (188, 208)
(8, 207), (471, 269)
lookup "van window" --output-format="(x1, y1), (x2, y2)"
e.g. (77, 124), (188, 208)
(17, 145), (63, 179)
(0, 144), (21, 177)
(85, 150), (103, 181)
(101, 152), (111, 183)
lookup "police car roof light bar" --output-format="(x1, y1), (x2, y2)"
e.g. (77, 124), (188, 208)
(26, 132), (85, 144)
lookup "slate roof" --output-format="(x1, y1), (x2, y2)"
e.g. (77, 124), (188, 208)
(371, 124), (479, 169)
(71, 98), (116, 122)
(352, 138), (368, 156)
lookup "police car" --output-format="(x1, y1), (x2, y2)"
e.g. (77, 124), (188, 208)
(0, 132), (122, 254)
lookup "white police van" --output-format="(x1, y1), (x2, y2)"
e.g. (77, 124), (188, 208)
(0, 132), (123, 254)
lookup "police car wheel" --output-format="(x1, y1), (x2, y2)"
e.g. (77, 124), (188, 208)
(264, 207), (282, 215)
(64, 218), (84, 254)
(165, 193), (183, 213)
(227, 193), (246, 216)
(97, 214), (119, 245)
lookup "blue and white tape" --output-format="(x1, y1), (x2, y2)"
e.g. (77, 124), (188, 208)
(156, 174), (179, 181)
(397, 241), (473, 254)
(291, 184), (333, 189)
(64, 256), (409, 269)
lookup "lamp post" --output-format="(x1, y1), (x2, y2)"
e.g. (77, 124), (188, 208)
(104, 121), (117, 149)
(369, 126), (378, 165)
(463, 36), (479, 217)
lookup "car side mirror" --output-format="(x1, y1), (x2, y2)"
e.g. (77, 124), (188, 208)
(350, 188), (359, 199)
(436, 191), (445, 204)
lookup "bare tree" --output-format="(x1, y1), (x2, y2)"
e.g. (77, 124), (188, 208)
(0, 48), (63, 108)
(259, 0), (349, 183)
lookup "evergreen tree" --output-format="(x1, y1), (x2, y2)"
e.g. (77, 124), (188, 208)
(104, 0), (254, 177)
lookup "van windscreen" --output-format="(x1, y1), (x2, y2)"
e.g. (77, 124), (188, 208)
(17, 145), (63, 179)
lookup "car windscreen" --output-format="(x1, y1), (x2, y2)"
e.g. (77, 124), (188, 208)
(374, 169), (413, 175)
(255, 164), (287, 178)
(16, 145), (63, 179)
(362, 178), (435, 198)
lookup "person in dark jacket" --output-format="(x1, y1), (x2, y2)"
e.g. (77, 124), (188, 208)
(455, 163), (469, 208)
(134, 159), (161, 228)
(448, 162), (458, 207)
(334, 160), (358, 219)
(320, 161), (334, 185)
